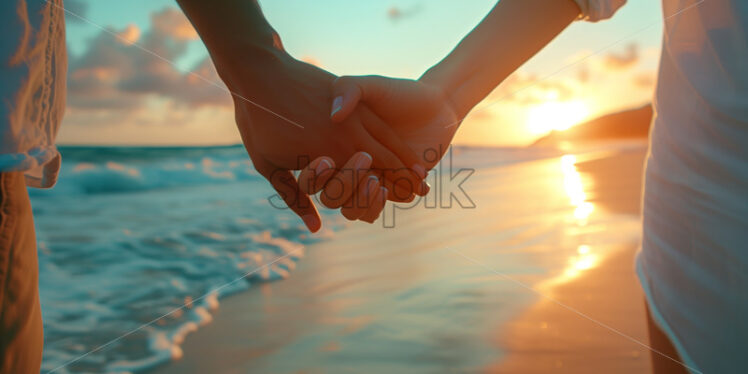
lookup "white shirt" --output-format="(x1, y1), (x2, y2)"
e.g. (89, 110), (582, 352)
(576, 1), (748, 373)
(0, 0), (66, 188)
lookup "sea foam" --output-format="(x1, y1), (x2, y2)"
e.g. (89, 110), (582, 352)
(33, 145), (556, 373)
(33, 146), (332, 373)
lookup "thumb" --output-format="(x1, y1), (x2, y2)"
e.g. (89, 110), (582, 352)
(330, 76), (363, 123)
(331, 75), (399, 123)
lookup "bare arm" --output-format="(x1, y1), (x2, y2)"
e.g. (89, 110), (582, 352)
(175, 0), (426, 230)
(328, 0), (585, 174)
(420, 0), (581, 119)
(175, 0), (287, 94)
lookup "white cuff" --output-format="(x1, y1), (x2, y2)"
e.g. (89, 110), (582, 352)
(572, 0), (627, 22)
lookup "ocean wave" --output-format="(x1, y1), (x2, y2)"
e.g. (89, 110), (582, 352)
(38, 216), (322, 373)
(32, 146), (262, 196)
(32, 147), (340, 373)
(33, 144), (549, 373)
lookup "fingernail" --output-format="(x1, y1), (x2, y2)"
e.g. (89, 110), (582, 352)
(330, 96), (343, 117)
(302, 214), (321, 233)
(412, 164), (426, 179)
(356, 152), (373, 169)
(367, 175), (379, 196)
(420, 180), (431, 195)
(316, 159), (332, 175)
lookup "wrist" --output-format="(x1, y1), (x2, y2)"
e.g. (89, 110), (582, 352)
(211, 43), (290, 94)
(177, 0), (291, 92)
(419, 67), (469, 121)
(419, 64), (451, 96)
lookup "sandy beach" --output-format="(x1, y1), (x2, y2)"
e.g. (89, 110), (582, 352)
(151, 143), (650, 373)
(489, 244), (649, 373)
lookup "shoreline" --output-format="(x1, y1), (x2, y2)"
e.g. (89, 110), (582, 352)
(151, 143), (649, 373)
(489, 244), (650, 373)
(489, 147), (650, 373)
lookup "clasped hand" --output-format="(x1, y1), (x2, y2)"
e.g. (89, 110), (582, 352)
(221, 52), (458, 232)
(294, 74), (461, 231)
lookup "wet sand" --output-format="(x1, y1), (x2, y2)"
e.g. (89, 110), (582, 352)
(152, 144), (650, 374)
(489, 244), (650, 373)
(490, 147), (650, 373)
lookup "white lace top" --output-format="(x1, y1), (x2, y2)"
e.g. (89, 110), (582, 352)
(0, 0), (66, 188)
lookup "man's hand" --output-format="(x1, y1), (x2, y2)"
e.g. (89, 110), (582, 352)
(226, 55), (426, 231)
(176, 0), (427, 231)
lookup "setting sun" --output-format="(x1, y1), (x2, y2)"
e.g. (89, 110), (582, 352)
(526, 100), (590, 135)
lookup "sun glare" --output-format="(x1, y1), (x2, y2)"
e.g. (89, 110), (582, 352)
(540, 156), (599, 289)
(527, 100), (589, 135)
(560, 155), (594, 224)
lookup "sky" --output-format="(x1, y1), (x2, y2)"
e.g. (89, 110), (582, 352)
(58, 0), (664, 147)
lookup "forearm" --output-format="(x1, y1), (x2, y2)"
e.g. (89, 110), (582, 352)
(176, 0), (288, 89)
(420, 0), (580, 119)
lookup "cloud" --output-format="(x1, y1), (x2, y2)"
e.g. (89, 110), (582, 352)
(300, 55), (323, 68)
(67, 7), (230, 114)
(150, 7), (199, 41)
(487, 72), (579, 105)
(603, 43), (639, 70)
(577, 66), (590, 83)
(387, 7), (404, 20)
(387, 4), (423, 22)
(116, 24), (141, 46)
(633, 72), (656, 88)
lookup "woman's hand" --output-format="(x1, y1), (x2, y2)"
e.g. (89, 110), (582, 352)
(297, 154), (389, 224)
(329, 75), (461, 200)
(222, 53), (426, 231)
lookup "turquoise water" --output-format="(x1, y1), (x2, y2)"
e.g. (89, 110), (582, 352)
(31, 145), (565, 373)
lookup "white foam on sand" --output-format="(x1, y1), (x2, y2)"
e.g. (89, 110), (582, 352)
(34, 144), (607, 373)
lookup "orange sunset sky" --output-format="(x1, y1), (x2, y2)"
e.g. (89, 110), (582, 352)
(58, 0), (663, 147)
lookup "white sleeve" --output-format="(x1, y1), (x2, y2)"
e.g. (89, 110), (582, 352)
(572, 0), (627, 22)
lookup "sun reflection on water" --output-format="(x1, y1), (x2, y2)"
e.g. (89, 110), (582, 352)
(560, 244), (599, 280)
(542, 155), (599, 287)
(560, 155), (594, 224)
